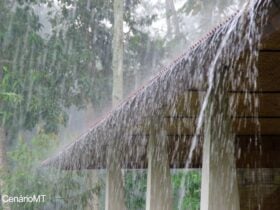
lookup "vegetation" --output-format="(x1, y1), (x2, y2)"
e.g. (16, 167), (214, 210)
(3, 132), (99, 210)
(172, 171), (201, 210)
(124, 170), (201, 210)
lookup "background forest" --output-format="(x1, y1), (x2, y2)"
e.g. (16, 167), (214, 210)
(0, 0), (242, 209)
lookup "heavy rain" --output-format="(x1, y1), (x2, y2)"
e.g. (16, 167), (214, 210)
(0, 0), (280, 209)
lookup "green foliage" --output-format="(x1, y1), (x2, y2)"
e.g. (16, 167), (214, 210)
(47, 0), (115, 109)
(2, 132), (100, 210)
(0, 0), (166, 135)
(0, 65), (23, 124)
(0, 1), (96, 137)
(0, 4), (64, 135)
(172, 171), (201, 210)
(124, 170), (147, 210)
(123, 170), (201, 210)
(2, 132), (57, 210)
(178, 0), (203, 15)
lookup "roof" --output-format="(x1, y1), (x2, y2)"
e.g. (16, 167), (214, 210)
(42, 0), (280, 170)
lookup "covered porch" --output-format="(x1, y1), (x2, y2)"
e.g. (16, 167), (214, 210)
(42, 1), (280, 209)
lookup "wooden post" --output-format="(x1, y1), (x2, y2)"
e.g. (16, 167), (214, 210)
(105, 143), (126, 210)
(145, 129), (173, 210)
(200, 131), (240, 210)
(200, 108), (240, 210)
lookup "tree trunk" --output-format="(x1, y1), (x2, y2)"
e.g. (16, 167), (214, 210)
(105, 0), (126, 209)
(112, 0), (124, 106)
(165, 0), (172, 39)
(165, 0), (180, 38)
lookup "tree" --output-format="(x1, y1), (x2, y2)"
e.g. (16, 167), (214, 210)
(105, 0), (127, 209)
(0, 3), (100, 209)
(165, 0), (180, 39)
(112, 0), (124, 106)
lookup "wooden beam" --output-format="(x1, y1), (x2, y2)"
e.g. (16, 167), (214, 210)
(238, 169), (280, 210)
(165, 92), (280, 117)
(80, 135), (280, 169)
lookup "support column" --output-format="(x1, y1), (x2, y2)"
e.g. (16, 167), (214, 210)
(85, 170), (100, 210)
(200, 113), (240, 210)
(105, 144), (126, 210)
(146, 129), (173, 210)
